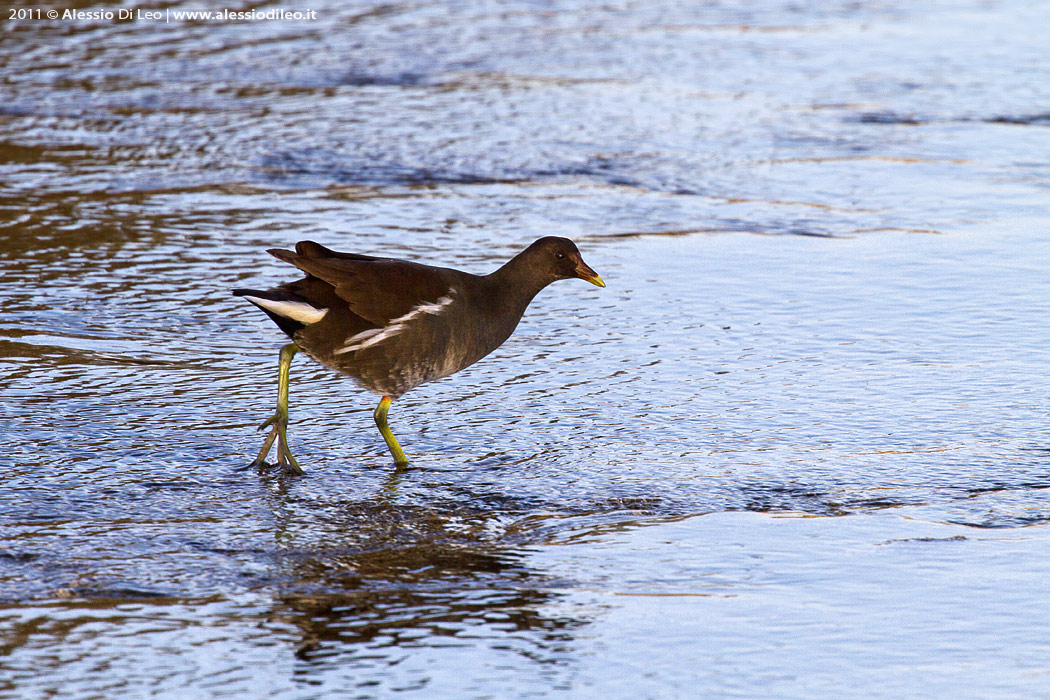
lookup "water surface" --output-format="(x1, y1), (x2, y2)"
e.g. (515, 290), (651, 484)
(2, 1), (1049, 698)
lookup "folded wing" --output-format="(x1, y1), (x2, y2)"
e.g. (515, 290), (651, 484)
(268, 241), (458, 326)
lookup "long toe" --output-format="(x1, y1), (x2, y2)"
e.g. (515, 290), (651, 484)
(275, 428), (304, 475)
(248, 419), (280, 469)
(277, 447), (303, 475)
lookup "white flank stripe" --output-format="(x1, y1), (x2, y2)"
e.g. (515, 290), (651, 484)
(334, 291), (455, 355)
(414, 295), (455, 315)
(344, 328), (384, 345)
(244, 296), (328, 324)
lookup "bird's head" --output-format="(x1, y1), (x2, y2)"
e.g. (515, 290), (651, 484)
(527, 236), (606, 288)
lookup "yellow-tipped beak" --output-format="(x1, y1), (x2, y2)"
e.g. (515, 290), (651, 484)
(574, 259), (606, 288)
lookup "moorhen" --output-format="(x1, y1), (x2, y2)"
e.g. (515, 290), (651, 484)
(234, 236), (605, 473)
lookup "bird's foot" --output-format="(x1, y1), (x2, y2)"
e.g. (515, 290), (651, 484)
(249, 410), (303, 475)
(374, 396), (410, 467)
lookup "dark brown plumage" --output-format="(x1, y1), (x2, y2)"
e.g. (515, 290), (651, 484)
(235, 236), (605, 472)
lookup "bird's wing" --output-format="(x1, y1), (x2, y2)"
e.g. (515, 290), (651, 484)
(268, 242), (458, 326)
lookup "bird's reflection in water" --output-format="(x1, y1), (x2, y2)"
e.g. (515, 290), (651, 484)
(277, 577), (579, 666)
(257, 469), (587, 673)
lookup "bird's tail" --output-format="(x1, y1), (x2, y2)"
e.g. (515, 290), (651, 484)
(234, 288), (326, 336)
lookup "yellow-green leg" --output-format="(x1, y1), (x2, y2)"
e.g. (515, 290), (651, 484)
(251, 342), (303, 475)
(374, 396), (409, 466)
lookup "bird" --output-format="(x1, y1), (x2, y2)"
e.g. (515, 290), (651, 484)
(234, 236), (605, 473)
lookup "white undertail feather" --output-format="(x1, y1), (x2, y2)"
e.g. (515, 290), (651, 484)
(244, 296), (328, 325)
(334, 291), (455, 355)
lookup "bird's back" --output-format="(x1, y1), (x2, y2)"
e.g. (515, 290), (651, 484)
(239, 241), (527, 398)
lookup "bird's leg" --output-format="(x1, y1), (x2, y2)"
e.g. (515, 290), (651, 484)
(251, 342), (303, 475)
(373, 396), (409, 467)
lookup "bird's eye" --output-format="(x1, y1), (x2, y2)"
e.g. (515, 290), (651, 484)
(556, 253), (565, 259)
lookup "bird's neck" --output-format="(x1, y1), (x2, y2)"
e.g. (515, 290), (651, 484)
(485, 248), (551, 314)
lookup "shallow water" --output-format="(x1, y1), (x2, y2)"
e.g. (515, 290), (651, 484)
(2, 1), (1049, 698)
